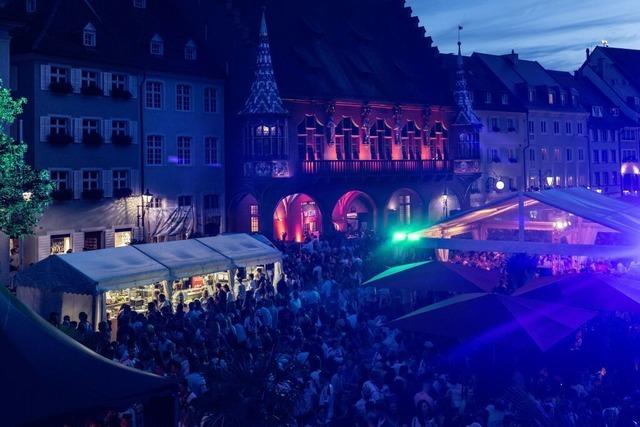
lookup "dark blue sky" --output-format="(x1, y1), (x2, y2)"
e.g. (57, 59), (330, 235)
(408, 0), (640, 71)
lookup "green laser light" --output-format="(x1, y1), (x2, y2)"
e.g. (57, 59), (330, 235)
(392, 231), (407, 242)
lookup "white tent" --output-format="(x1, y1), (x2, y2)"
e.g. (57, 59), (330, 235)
(134, 240), (232, 280)
(197, 234), (282, 267)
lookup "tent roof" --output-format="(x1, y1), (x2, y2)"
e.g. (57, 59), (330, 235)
(0, 287), (175, 425)
(134, 240), (233, 280)
(196, 233), (282, 267)
(423, 188), (640, 239)
(16, 234), (281, 295)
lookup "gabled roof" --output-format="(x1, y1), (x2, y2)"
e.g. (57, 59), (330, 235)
(424, 187), (640, 239)
(2, 0), (223, 77)
(596, 46), (640, 91)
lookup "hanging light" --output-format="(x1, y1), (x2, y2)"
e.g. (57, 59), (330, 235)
(142, 188), (153, 205)
(495, 179), (505, 191)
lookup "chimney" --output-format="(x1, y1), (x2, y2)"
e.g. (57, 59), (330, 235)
(585, 48), (590, 60)
(506, 49), (518, 64)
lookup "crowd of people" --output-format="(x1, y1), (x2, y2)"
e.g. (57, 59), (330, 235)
(50, 233), (640, 427)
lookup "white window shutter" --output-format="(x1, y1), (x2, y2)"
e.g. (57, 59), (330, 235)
(73, 118), (82, 143)
(40, 116), (50, 142)
(128, 75), (137, 98)
(103, 72), (111, 95)
(37, 235), (51, 260)
(71, 68), (82, 93)
(129, 121), (138, 144)
(73, 170), (82, 199)
(103, 119), (112, 143)
(72, 232), (84, 253)
(40, 64), (50, 90)
(104, 229), (115, 248)
(130, 168), (140, 194)
(102, 169), (113, 197)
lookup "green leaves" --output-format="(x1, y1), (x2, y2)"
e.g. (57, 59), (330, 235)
(0, 82), (53, 237)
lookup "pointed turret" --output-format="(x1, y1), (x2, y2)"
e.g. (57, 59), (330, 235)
(453, 39), (482, 127)
(241, 9), (288, 116)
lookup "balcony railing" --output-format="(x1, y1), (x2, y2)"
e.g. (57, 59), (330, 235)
(300, 159), (451, 177)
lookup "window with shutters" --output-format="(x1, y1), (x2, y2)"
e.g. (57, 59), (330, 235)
(50, 170), (69, 190)
(113, 170), (129, 189)
(400, 121), (422, 160)
(82, 170), (101, 190)
(297, 115), (325, 161)
(50, 66), (69, 84)
(112, 74), (127, 90)
(146, 135), (163, 165)
(81, 70), (98, 89)
(115, 229), (132, 247)
(176, 84), (192, 111)
(50, 116), (69, 135)
(204, 87), (217, 113)
(177, 136), (192, 165)
(112, 120), (127, 136)
(204, 136), (219, 165)
(50, 234), (71, 255)
(335, 117), (360, 160)
(145, 81), (163, 109)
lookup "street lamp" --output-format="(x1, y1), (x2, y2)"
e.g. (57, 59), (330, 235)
(546, 176), (554, 188)
(441, 188), (449, 218)
(495, 179), (505, 191)
(137, 189), (153, 243)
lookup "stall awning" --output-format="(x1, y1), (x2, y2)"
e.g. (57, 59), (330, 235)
(197, 234), (282, 267)
(134, 240), (233, 280)
(16, 233), (282, 295)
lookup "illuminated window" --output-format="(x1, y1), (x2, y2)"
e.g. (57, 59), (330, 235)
(114, 229), (132, 247)
(528, 88), (535, 102)
(249, 122), (285, 159)
(184, 40), (197, 60)
(297, 115), (325, 161)
(176, 84), (192, 111)
(150, 34), (164, 56)
(398, 195), (411, 225)
(250, 204), (259, 232)
(548, 91), (555, 105)
(83, 23), (96, 47)
(50, 234), (71, 255)
(204, 87), (217, 113)
(370, 119), (392, 160)
(335, 117), (360, 160)
(177, 136), (192, 165)
(400, 121), (422, 160)
(428, 122), (448, 160)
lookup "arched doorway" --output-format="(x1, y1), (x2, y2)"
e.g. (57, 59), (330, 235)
(273, 193), (323, 242)
(332, 191), (377, 233)
(229, 193), (260, 233)
(386, 188), (424, 228)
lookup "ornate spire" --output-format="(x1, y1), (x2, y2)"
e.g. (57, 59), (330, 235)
(453, 28), (481, 127)
(241, 9), (288, 115)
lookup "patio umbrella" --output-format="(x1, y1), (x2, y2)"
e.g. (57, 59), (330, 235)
(513, 273), (640, 313)
(389, 292), (596, 351)
(363, 260), (499, 293)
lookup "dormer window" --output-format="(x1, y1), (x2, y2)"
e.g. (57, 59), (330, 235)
(133, 0), (146, 8)
(548, 91), (555, 105)
(184, 40), (197, 61)
(612, 107), (620, 117)
(592, 106), (603, 117)
(83, 23), (96, 47)
(528, 88), (535, 102)
(560, 93), (567, 105)
(501, 94), (509, 105)
(485, 92), (492, 104)
(150, 34), (164, 56)
(26, 0), (36, 13)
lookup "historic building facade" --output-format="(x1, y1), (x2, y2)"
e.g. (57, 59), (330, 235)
(3, 0), (225, 265)
(220, 5), (481, 242)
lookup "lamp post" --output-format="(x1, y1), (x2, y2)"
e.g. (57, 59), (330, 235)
(137, 189), (153, 243)
(546, 175), (554, 189)
(441, 188), (449, 218)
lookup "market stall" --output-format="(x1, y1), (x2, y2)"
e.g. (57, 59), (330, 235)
(15, 233), (282, 327)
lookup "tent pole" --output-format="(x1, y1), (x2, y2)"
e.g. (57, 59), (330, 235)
(518, 191), (525, 242)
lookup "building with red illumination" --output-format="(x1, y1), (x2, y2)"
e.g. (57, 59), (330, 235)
(207, 1), (482, 242)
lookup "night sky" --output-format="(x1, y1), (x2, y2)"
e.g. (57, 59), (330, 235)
(409, 0), (640, 71)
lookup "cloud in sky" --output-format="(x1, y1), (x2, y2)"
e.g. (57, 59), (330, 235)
(408, 0), (640, 70)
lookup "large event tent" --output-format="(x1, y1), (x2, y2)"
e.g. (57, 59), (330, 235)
(417, 188), (640, 257)
(15, 233), (281, 322)
(0, 287), (176, 425)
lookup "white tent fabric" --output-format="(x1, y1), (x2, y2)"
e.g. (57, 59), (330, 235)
(133, 240), (233, 280)
(197, 234), (282, 267)
(423, 188), (640, 239)
(61, 246), (171, 292)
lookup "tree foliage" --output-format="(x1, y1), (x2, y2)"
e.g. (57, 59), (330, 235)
(0, 82), (53, 237)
